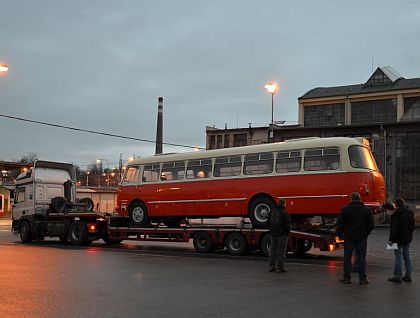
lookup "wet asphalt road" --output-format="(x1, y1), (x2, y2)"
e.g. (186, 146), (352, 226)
(0, 223), (419, 318)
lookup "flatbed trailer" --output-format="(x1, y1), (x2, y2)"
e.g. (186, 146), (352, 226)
(12, 211), (343, 256)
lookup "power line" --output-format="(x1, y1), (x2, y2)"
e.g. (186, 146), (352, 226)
(0, 113), (204, 150)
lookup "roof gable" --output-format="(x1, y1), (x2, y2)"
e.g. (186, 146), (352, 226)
(364, 66), (404, 87)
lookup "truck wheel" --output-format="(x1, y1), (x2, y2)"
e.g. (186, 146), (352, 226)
(80, 198), (94, 212)
(69, 221), (88, 246)
(19, 221), (32, 243)
(193, 231), (214, 253)
(225, 232), (247, 255)
(129, 202), (150, 227)
(260, 234), (271, 257)
(249, 197), (275, 228)
(51, 197), (66, 213)
(102, 233), (123, 245)
(294, 239), (312, 256)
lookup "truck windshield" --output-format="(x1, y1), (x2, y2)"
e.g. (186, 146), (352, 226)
(348, 145), (378, 170)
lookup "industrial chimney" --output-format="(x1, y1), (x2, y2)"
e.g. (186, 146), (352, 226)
(155, 96), (164, 154)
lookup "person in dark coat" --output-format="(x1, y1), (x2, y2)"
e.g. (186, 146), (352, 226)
(336, 192), (374, 284)
(268, 199), (291, 273)
(388, 198), (415, 283)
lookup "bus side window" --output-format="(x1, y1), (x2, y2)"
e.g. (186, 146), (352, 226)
(214, 156), (242, 177)
(304, 148), (340, 171)
(142, 164), (160, 182)
(276, 151), (301, 173)
(244, 152), (274, 175)
(161, 161), (185, 181)
(186, 159), (212, 179)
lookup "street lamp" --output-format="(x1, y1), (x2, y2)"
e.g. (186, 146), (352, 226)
(264, 82), (278, 142)
(86, 171), (90, 187)
(97, 158), (110, 187)
(0, 64), (8, 73)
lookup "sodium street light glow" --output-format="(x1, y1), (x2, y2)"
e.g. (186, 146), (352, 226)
(0, 64), (9, 72)
(264, 82), (278, 94)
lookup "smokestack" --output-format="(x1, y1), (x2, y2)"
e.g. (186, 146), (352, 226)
(155, 96), (164, 154)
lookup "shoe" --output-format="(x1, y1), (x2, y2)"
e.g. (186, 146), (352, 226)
(388, 277), (402, 283)
(276, 268), (288, 273)
(359, 279), (370, 285)
(339, 278), (351, 284)
(402, 276), (412, 283)
(268, 268), (276, 272)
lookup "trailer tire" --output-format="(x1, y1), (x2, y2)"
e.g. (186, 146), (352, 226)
(102, 233), (123, 245)
(193, 231), (214, 253)
(129, 202), (150, 227)
(19, 221), (32, 243)
(225, 232), (247, 255)
(249, 197), (275, 228)
(260, 234), (271, 257)
(69, 221), (88, 246)
(294, 239), (312, 256)
(80, 198), (94, 212)
(51, 196), (66, 213)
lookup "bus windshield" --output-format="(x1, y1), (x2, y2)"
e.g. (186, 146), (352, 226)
(348, 145), (377, 170)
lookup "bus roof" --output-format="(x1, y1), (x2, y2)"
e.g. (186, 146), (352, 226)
(130, 137), (367, 165)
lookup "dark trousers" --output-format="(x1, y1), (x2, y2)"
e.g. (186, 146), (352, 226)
(269, 235), (288, 269)
(343, 237), (367, 280)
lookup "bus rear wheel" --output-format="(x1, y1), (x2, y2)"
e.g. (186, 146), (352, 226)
(193, 231), (214, 253)
(129, 202), (150, 227)
(225, 232), (247, 255)
(249, 197), (275, 228)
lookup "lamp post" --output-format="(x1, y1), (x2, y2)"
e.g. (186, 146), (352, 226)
(97, 158), (110, 187)
(86, 171), (90, 187)
(264, 82), (278, 142)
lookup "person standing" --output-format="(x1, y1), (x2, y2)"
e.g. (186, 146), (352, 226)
(336, 192), (374, 284)
(388, 198), (415, 283)
(268, 199), (291, 273)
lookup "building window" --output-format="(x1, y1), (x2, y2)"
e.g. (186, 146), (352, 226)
(351, 99), (397, 124)
(224, 134), (230, 148)
(402, 96), (420, 121)
(209, 135), (216, 150)
(233, 134), (247, 147)
(216, 135), (223, 149)
(304, 103), (345, 127)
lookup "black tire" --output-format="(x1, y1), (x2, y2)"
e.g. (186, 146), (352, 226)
(102, 233), (123, 245)
(129, 202), (150, 227)
(80, 198), (94, 212)
(225, 232), (247, 255)
(193, 231), (214, 253)
(69, 221), (88, 246)
(260, 234), (271, 257)
(294, 239), (312, 256)
(248, 197), (276, 228)
(19, 221), (32, 243)
(51, 196), (66, 213)
(163, 217), (183, 228)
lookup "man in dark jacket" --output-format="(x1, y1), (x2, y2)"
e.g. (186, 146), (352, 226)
(388, 198), (415, 283)
(336, 192), (374, 284)
(268, 199), (291, 273)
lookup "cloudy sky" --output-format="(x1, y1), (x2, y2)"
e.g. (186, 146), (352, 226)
(1, 0), (419, 169)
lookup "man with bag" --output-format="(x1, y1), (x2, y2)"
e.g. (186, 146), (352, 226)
(388, 198), (415, 283)
(268, 199), (291, 273)
(336, 192), (374, 285)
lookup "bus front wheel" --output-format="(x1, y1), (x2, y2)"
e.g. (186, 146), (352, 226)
(129, 202), (150, 227)
(249, 197), (275, 228)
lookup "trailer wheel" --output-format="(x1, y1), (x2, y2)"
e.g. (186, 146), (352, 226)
(80, 198), (94, 212)
(260, 234), (271, 257)
(19, 221), (32, 243)
(294, 239), (312, 256)
(225, 232), (247, 255)
(69, 221), (88, 246)
(193, 231), (214, 253)
(129, 202), (150, 227)
(51, 196), (66, 213)
(102, 233), (123, 245)
(249, 197), (275, 228)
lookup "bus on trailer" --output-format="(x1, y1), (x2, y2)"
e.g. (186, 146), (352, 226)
(116, 137), (385, 228)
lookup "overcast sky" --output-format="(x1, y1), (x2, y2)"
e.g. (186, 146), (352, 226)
(1, 0), (420, 169)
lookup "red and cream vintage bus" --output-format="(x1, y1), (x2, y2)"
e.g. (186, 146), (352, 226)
(116, 137), (385, 228)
